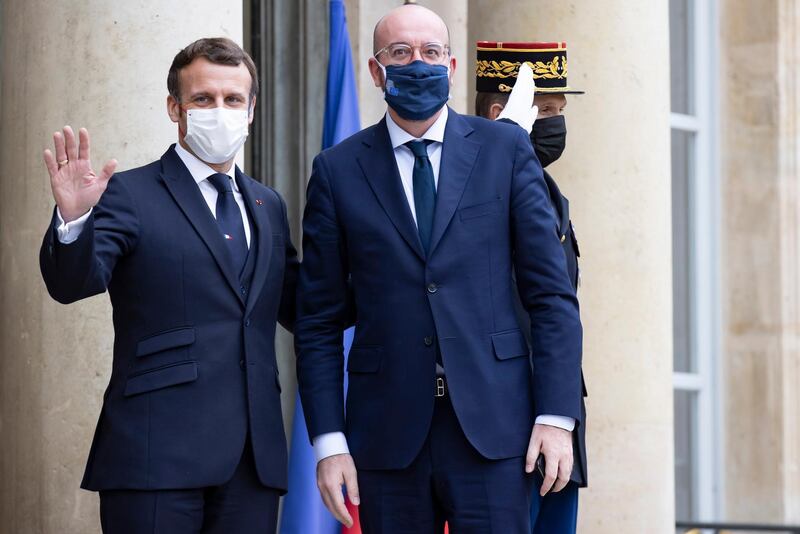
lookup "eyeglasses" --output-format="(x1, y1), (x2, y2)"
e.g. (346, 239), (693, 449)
(374, 42), (451, 65)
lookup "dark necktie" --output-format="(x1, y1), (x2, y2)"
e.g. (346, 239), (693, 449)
(405, 140), (436, 254)
(406, 140), (444, 373)
(207, 173), (248, 276)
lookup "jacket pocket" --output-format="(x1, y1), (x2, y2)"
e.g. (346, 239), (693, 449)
(124, 361), (198, 397)
(491, 329), (529, 360)
(346, 346), (382, 373)
(136, 326), (195, 358)
(458, 199), (501, 221)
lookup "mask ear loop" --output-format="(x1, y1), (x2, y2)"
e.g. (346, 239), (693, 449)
(178, 102), (189, 138)
(375, 59), (388, 97)
(446, 63), (452, 101)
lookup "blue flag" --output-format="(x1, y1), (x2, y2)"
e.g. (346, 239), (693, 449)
(280, 1), (360, 532)
(322, 0), (361, 151)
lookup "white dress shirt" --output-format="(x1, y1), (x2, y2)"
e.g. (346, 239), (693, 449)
(56, 142), (251, 247)
(313, 108), (575, 463)
(387, 106), (447, 222)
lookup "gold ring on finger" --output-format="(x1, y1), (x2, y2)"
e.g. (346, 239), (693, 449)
(57, 159), (69, 167)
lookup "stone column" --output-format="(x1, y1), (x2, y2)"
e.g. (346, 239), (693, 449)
(720, 0), (800, 523)
(468, 1), (676, 532)
(0, 2), (242, 532)
(777, 4), (800, 522)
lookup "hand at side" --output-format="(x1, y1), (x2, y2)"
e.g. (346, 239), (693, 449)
(526, 423), (573, 496)
(316, 453), (360, 527)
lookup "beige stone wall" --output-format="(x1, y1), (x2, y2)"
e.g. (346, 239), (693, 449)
(720, 0), (800, 523)
(776, 3), (800, 520)
(0, 2), (242, 532)
(467, 1), (676, 532)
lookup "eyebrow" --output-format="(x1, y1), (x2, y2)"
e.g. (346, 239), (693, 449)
(188, 90), (247, 99)
(395, 40), (445, 45)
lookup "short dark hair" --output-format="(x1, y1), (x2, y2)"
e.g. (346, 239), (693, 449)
(474, 92), (509, 118)
(167, 37), (259, 103)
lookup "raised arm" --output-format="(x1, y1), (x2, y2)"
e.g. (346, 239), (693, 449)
(40, 126), (138, 304)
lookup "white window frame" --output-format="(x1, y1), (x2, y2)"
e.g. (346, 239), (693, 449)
(670, 0), (722, 523)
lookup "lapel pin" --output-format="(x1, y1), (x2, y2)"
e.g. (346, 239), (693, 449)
(255, 199), (264, 206)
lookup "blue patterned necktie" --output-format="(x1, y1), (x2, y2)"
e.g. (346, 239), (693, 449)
(207, 173), (248, 276)
(405, 140), (436, 254)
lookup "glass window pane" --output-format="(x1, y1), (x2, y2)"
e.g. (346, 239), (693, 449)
(674, 390), (697, 521)
(669, 0), (694, 114)
(672, 129), (695, 373)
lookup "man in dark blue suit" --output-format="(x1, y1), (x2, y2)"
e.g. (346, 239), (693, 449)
(39, 38), (297, 534)
(295, 5), (583, 533)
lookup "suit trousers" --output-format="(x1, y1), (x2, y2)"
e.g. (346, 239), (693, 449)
(356, 387), (534, 534)
(530, 479), (579, 534)
(98, 438), (280, 534)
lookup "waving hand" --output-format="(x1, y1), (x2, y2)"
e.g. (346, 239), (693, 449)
(43, 126), (117, 222)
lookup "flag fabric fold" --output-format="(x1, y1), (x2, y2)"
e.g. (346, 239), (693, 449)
(322, 0), (361, 151)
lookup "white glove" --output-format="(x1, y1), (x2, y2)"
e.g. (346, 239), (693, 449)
(497, 62), (538, 134)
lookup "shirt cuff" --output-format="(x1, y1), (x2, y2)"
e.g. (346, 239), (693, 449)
(312, 431), (350, 463)
(55, 207), (92, 244)
(535, 414), (576, 432)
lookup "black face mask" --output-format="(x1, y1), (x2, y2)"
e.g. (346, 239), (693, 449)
(530, 115), (567, 167)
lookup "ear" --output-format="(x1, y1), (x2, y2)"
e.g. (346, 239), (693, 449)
(167, 95), (181, 123)
(448, 56), (457, 85)
(248, 95), (257, 124)
(488, 102), (505, 121)
(368, 57), (384, 89)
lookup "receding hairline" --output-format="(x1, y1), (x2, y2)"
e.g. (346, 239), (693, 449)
(372, 5), (451, 55)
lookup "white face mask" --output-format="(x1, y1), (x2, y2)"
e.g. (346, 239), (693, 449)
(183, 107), (250, 164)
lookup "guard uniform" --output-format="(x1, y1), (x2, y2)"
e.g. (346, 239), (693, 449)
(475, 40), (588, 534)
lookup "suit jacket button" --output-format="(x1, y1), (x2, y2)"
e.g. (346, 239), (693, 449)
(427, 283), (438, 294)
(424, 336), (433, 346)
(239, 360), (245, 369)
(245, 319), (251, 327)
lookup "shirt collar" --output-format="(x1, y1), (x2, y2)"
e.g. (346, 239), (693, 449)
(174, 142), (239, 191)
(385, 106), (448, 149)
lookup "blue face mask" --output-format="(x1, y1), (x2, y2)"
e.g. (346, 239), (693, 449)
(379, 60), (450, 121)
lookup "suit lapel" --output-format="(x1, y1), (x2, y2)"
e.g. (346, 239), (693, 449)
(158, 146), (244, 306)
(236, 168), (273, 314)
(428, 110), (481, 256)
(357, 120), (426, 262)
